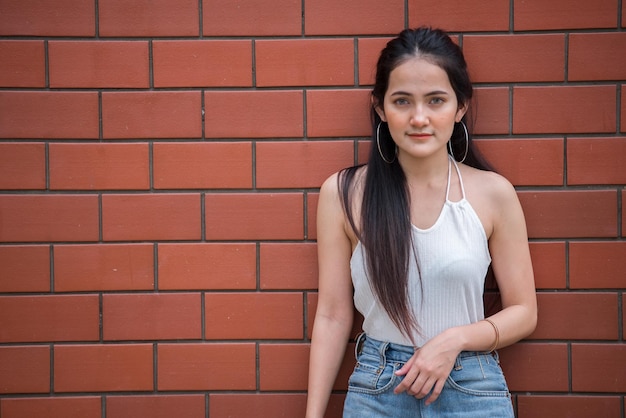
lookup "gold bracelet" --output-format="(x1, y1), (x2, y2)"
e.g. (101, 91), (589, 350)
(482, 318), (500, 352)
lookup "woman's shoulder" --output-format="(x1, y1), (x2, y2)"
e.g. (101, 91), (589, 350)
(319, 171), (341, 195)
(320, 165), (367, 197)
(460, 165), (521, 235)
(462, 165), (517, 202)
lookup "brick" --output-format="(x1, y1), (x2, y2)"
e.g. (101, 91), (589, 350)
(103, 293), (201, 341)
(305, 0), (403, 35)
(529, 293), (618, 340)
(528, 242), (566, 289)
(54, 344), (153, 393)
(0, 195), (99, 242)
(106, 395), (205, 418)
(260, 243), (318, 290)
(153, 40), (252, 88)
(202, 0), (301, 36)
(622, 87), (626, 134)
(307, 192), (319, 240)
(204, 91), (303, 138)
(157, 343), (256, 391)
(259, 340), (355, 392)
(0, 143), (46, 190)
(358, 38), (392, 86)
(464, 35), (565, 83)
(569, 242), (626, 289)
(205, 193), (304, 240)
(476, 138), (564, 186)
(158, 243), (256, 290)
(513, 0), (617, 30)
(153, 142), (252, 189)
(623, 190), (626, 238)
(54, 244), (154, 292)
(513, 86), (616, 134)
(357, 139), (372, 165)
(0, 295), (99, 343)
(306, 293), (317, 339)
(0, 346), (50, 394)
(205, 292), (303, 339)
(102, 194), (201, 241)
(0, 41), (45, 87)
(0, 0), (95, 36)
(256, 141), (354, 188)
(483, 282), (502, 317)
(569, 33), (626, 81)
(499, 343), (569, 392)
(409, 0), (509, 32)
(209, 394), (306, 418)
(102, 92), (202, 139)
(0, 397), (101, 418)
(256, 39), (354, 87)
(306, 89), (371, 137)
(571, 344), (626, 392)
(49, 41), (148, 88)
(0, 92), (99, 139)
(259, 344), (309, 391)
(99, 0), (199, 37)
(518, 190), (617, 239)
(517, 395), (622, 418)
(0, 245), (50, 292)
(49, 143), (150, 190)
(473, 87), (510, 135)
(326, 395), (347, 418)
(567, 137), (626, 185)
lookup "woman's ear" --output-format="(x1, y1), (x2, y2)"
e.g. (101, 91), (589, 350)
(372, 97), (387, 122)
(455, 102), (468, 123)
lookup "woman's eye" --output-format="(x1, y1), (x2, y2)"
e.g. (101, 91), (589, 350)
(430, 97), (445, 105)
(394, 98), (409, 105)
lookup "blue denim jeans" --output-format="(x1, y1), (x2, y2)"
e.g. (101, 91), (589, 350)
(343, 334), (514, 418)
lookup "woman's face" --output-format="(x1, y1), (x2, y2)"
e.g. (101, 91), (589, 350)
(375, 56), (467, 163)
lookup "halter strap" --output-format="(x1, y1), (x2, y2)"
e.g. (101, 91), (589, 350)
(446, 155), (466, 201)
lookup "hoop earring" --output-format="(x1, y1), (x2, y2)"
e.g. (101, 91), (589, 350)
(449, 121), (469, 163)
(376, 122), (397, 164)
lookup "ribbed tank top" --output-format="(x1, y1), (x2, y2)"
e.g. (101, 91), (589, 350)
(350, 157), (491, 347)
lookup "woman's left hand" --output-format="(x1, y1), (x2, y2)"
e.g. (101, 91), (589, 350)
(393, 332), (461, 405)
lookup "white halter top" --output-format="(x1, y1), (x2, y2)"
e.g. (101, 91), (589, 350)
(350, 158), (491, 347)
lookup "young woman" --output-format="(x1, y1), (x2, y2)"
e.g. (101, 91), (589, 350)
(305, 27), (537, 417)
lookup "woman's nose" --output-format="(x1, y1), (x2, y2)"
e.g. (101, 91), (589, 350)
(410, 105), (428, 126)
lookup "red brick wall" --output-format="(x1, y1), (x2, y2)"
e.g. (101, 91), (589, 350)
(0, 0), (624, 417)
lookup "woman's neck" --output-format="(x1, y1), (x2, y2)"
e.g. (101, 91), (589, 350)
(399, 150), (450, 187)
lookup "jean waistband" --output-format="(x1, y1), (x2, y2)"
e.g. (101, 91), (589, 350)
(355, 333), (499, 365)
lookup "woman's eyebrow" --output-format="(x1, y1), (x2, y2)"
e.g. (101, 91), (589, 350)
(389, 90), (412, 96)
(389, 90), (450, 97)
(425, 90), (450, 96)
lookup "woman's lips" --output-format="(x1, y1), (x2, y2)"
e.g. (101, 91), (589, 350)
(407, 133), (432, 139)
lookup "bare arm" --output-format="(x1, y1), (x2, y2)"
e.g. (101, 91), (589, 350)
(305, 174), (355, 418)
(478, 174), (537, 345)
(445, 173), (537, 352)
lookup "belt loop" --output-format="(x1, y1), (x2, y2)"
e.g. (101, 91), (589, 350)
(378, 341), (389, 368)
(354, 332), (366, 358)
(378, 340), (389, 356)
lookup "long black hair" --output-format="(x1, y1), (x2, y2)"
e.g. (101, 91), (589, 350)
(340, 27), (492, 341)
